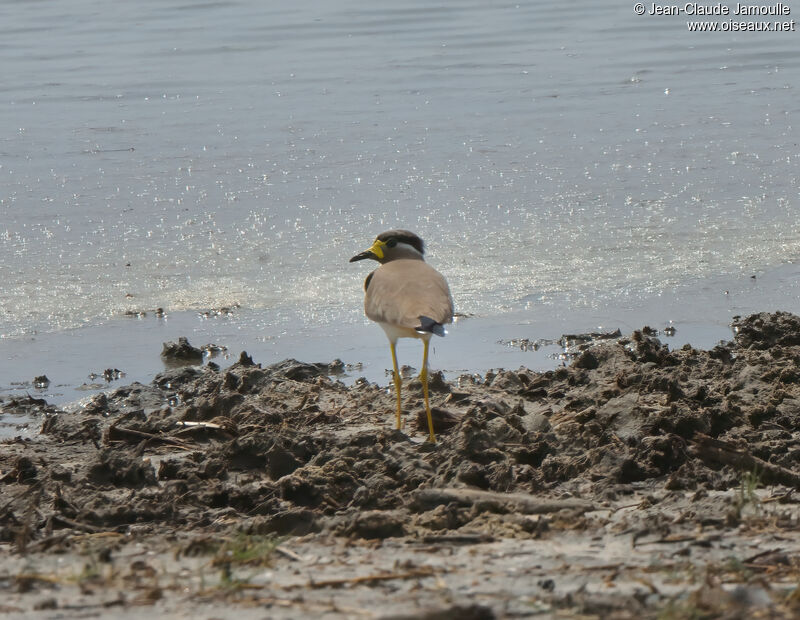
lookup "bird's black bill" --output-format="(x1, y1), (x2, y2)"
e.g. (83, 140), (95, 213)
(349, 250), (374, 262)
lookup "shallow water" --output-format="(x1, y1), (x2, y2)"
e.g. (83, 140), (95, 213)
(2, 1), (799, 410)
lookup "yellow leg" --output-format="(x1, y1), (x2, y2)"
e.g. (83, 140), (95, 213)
(389, 341), (403, 429)
(421, 339), (436, 443)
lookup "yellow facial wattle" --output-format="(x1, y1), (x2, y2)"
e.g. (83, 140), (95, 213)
(370, 239), (386, 260)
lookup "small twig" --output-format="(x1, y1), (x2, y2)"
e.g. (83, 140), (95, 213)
(744, 548), (784, 564)
(15, 487), (42, 553)
(238, 596), (372, 616)
(581, 563), (624, 571)
(421, 533), (495, 544)
(690, 433), (800, 489)
(275, 545), (304, 562)
(0, 481), (42, 516)
(303, 566), (436, 589)
(634, 577), (659, 594)
(637, 536), (700, 545)
(762, 489), (793, 504)
(74, 531), (126, 541)
(26, 532), (71, 552)
(57, 598), (126, 611)
(10, 573), (63, 586)
(638, 533), (721, 546)
(107, 425), (191, 449)
(307, 411), (330, 424)
(414, 488), (595, 514)
(175, 420), (223, 429)
(50, 514), (107, 534)
(609, 502), (642, 514)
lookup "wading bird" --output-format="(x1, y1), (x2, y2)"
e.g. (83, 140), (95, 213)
(350, 230), (454, 442)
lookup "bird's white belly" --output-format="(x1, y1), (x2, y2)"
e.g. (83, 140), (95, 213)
(378, 321), (431, 344)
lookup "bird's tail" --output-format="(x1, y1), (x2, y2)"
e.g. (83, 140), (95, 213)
(416, 316), (447, 337)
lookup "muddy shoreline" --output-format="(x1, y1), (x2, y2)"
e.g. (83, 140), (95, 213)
(2, 311), (800, 618)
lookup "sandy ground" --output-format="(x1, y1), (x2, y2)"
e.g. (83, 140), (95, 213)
(2, 311), (800, 618)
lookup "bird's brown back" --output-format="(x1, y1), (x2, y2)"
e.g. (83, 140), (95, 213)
(364, 259), (453, 329)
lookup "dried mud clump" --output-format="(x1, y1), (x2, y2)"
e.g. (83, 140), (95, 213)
(160, 336), (204, 362)
(3, 312), (800, 617)
(733, 311), (800, 349)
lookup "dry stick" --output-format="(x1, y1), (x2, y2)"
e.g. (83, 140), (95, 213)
(9, 573), (62, 586)
(26, 532), (72, 552)
(107, 425), (191, 449)
(175, 420), (223, 429)
(414, 488), (595, 514)
(15, 487), (42, 553)
(609, 502), (643, 514)
(0, 481), (42, 513)
(275, 546), (304, 562)
(240, 596), (372, 617)
(304, 566), (436, 589)
(762, 489), (794, 504)
(580, 563), (625, 571)
(637, 534), (720, 546)
(422, 533), (495, 544)
(690, 433), (800, 489)
(50, 514), (107, 534)
(173, 422), (228, 436)
(744, 548), (786, 564)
